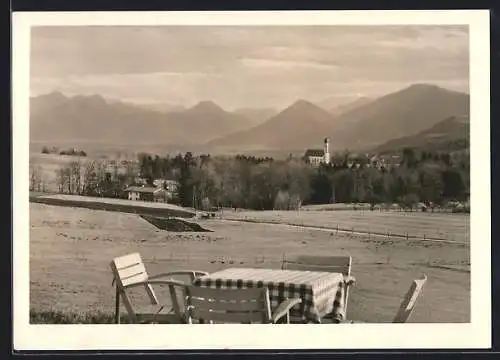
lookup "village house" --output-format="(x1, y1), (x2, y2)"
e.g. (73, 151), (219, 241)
(304, 138), (331, 166)
(365, 154), (387, 170)
(152, 179), (165, 189)
(133, 177), (148, 186)
(152, 178), (180, 199)
(164, 179), (179, 193)
(124, 185), (166, 202)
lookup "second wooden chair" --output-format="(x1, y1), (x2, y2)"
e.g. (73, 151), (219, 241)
(281, 254), (355, 319)
(183, 286), (302, 324)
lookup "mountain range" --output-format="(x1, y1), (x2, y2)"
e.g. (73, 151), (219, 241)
(30, 83), (470, 155)
(206, 99), (334, 151)
(373, 114), (469, 153)
(30, 94), (253, 146)
(319, 96), (373, 116)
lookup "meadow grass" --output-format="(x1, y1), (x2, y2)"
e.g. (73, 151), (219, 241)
(30, 309), (128, 324)
(29, 202), (470, 324)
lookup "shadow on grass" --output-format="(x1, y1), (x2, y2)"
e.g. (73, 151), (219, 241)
(140, 215), (212, 232)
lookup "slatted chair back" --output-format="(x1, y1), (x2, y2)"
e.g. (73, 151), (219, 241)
(110, 253), (209, 324)
(185, 286), (272, 324)
(110, 253), (158, 321)
(392, 275), (427, 323)
(281, 254), (353, 320)
(282, 254), (352, 276)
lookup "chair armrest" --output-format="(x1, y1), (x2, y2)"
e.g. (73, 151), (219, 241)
(344, 275), (356, 286)
(271, 298), (302, 323)
(149, 271), (209, 282)
(132, 279), (187, 319)
(147, 279), (188, 287)
(123, 279), (186, 289)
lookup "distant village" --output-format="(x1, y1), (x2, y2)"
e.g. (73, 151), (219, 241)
(38, 137), (405, 205)
(303, 137), (400, 170)
(31, 134), (469, 215)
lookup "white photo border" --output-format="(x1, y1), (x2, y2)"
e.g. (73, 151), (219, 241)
(12, 9), (491, 351)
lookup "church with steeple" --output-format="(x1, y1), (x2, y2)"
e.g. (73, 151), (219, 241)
(304, 138), (331, 166)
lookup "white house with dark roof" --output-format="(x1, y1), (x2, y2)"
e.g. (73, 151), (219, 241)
(124, 185), (165, 202)
(304, 138), (331, 166)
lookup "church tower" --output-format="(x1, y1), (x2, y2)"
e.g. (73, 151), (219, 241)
(324, 137), (330, 164)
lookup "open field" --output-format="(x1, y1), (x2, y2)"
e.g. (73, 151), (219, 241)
(300, 203), (464, 213)
(301, 203), (384, 211)
(221, 210), (470, 243)
(30, 203), (470, 323)
(30, 193), (196, 218)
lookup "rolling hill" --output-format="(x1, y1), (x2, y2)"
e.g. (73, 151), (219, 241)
(30, 84), (469, 156)
(287, 84), (470, 152)
(372, 115), (470, 153)
(316, 94), (369, 113)
(206, 99), (335, 151)
(326, 96), (373, 116)
(206, 84), (469, 153)
(135, 102), (187, 113)
(30, 93), (251, 146)
(159, 101), (252, 143)
(232, 107), (278, 127)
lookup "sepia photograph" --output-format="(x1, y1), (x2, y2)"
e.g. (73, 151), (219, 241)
(13, 10), (490, 350)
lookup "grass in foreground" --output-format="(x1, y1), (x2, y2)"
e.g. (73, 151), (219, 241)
(30, 203), (470, 323)
(30, 309), (130, 324)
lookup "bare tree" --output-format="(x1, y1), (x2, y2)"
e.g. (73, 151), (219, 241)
(64, 167), (72, 194)
(69, 160), (83, 194)
(29, 164), (38, 191)
(29, 164), (46, 192)
(56, 167), (68, 193)
(82, 160), (96, 194)
(35, 166), (45, 192)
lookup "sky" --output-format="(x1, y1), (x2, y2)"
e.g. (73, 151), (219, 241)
(30, 25), (469, 111)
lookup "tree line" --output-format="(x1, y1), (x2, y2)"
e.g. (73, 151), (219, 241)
(30, 157), (137, 198)
(32, 147), (469, 212)
(42, 146), (87, 157)
(136, 148), (469, 212)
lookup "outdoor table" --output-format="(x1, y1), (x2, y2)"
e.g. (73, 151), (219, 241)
(192, 267), (349, 323)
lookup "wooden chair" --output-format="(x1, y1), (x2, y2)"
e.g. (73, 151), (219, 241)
(282, 254), (353, 275)
(281, 254), (355, 317)
(110, 252), (209, 324)
(392, 274), (428, 323)
(344, 274), (428, 324)
(183, 286), (302, 324)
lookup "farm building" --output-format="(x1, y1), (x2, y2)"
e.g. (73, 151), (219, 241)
(152, 179), (180, 200)
(164, 179), (179, 193)
(304, 137), (331, 166)
(152, 179), (179, 191)
(152, 179), (164, 188)
(124, 185), (166, 202)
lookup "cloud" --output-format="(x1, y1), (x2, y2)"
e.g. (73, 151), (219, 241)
(240, 58), (339, 71)
(30, 25), (469, 109)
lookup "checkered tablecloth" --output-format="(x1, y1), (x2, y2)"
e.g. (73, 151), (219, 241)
(192, 267), (346, 323)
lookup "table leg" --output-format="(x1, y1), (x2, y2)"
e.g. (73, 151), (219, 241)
(114, 285), (120, 324)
